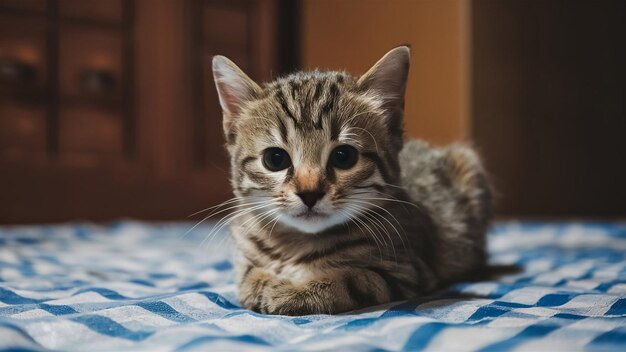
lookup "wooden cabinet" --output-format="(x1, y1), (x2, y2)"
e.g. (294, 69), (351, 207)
(0, 0), (296, 223)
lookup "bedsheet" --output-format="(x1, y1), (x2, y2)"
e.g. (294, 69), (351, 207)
(1, 221), (625, 351)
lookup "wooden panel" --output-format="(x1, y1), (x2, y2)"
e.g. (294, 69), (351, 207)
(58, 26), (122, 100)
(59, 0), (123, 23)
(0, 0), (287, 224)
(472, 0), (626, 217)
(0, 104), (46, 153)
(203, 6), (247, 50)
(0, 0), (46, 12)
(0, 15), (47, 88)
(59, 106), (123, 155)
(300, 0), (470, 145)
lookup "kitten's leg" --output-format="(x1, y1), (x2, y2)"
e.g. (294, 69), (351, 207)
(238, 266), (395, 315)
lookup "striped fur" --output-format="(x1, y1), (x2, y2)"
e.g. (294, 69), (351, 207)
(212, 46), (492, 315)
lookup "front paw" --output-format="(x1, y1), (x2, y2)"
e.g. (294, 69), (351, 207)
(241, 278), (335, 315)
(259, 284), (333, 316)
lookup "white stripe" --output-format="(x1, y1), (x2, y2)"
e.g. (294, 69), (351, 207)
(558, 294), (620, 316)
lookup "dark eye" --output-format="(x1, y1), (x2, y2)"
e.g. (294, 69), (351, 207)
(330, 145), (359, 169)
(262, 148), (291, 171)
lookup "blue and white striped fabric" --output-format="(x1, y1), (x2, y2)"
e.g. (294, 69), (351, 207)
(1, 221), (625, 351)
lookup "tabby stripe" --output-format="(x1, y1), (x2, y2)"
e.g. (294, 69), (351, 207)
(354, 183), (386, 193)
(238, 186), (271, 196)
(330, 116), (341, 141)
(240, 156), (256, 169)
(289, 80), (299, 100)
(294, 237), (369, 264)
(325, 159), (337, 183)
(248, 236), (282, 260)
(312, 81), (324, 102)
(284, 165), (294, 183)
(318, 84), (339, 128)
(348, 164), (376, 186)
(366, 266), (406, 301)
(246, 171), (270, 185)
(345, 275), (378, 307)
(241, 264), (253, 281)
(276, 89), (298, 126)
(362, 152), (393, 183)
(278, 118), (288, 143)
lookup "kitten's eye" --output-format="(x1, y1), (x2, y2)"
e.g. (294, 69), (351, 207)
(330, 145), (359, 169)
(262, 148), (291, 171)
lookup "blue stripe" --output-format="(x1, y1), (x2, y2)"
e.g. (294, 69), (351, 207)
(136, 301), (195, 323)
(39, 304), (78, 315)
(0, 321), (44, 348)
(197, 292), (238, 310)
(478, 324), (561, 352)
(210, 260), (233, 271)
(0, 288), (41, 305)
(605, 298), (626, 315)
(466, 305), (510, 323)
(74, 288), (127, 300)
(402, 322), (448, 351)
(536, 293), (575, 307)
(589, 327), (626, 346)
(179, 282), (210, 291)
(176, 334), (270, 351)
(70, 315), (153, 341)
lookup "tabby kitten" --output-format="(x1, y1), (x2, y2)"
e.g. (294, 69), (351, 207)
(211, 46), (491, 315)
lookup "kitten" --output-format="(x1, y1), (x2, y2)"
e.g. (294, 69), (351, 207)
(211, 46), (491, 315)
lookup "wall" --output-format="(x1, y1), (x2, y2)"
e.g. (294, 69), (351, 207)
(300, 0), (469, 145)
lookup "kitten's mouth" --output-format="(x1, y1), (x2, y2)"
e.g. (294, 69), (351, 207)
(293, 210), (326, 220)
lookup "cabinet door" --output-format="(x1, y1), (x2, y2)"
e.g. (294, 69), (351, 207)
(0, 0), (293, 224)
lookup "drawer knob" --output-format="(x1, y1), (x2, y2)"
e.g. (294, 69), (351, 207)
(79, 69), (117, 95)
(0, 58), (37, 85)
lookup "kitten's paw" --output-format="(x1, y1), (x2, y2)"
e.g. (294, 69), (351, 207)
(241, 278), (336, 315)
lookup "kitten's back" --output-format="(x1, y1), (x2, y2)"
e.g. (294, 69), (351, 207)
(399, 139), (492, 281)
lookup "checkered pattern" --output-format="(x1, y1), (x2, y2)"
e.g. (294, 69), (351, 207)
(1, 221), (625, 351)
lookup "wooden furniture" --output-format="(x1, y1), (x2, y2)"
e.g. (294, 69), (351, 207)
(0, 0), (296, 223)
(301, 0), (626, 218)
(471, 0), (626, 217)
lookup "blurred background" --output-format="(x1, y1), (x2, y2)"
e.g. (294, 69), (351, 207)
(0, 0), (624, 224)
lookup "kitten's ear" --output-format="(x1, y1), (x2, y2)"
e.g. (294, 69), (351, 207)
(212, 55), (261, 138)
(357, 45), (411, 115)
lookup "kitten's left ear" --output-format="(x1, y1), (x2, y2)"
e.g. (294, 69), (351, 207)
(212, 55), (261, 139)
(357, 46), (410, 129)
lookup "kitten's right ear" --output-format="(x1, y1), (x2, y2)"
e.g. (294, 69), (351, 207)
(212, 56), (261, 138)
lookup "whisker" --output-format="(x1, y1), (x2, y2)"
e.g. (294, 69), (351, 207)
(344, 204), (390, 256)
(198, 202), (278, 249)
(339, 208), (383, 263)
(212, 208), (279, 250)
(188, 197), (242, 218)
(346, 204), (398, 267)
(346, 126), (380, 153)
(347, 195), (420, 210)
(267, 214), (281, 241)
(347, 200), (410, 255)
(181, 199), (276, 241)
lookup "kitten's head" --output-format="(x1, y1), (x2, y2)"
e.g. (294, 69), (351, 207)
(212, 46), (410, 234)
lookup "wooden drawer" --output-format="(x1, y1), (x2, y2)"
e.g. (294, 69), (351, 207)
(59, 26), (122, 101)
(0, 0), (46, 12)
(0, 103), (46, 153)
(0, 15), (47, 90)
(59, 106), (123, 154)
(59, 0), (123, 24)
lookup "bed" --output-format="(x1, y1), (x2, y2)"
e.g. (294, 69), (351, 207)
(1, 221), (625, 351)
